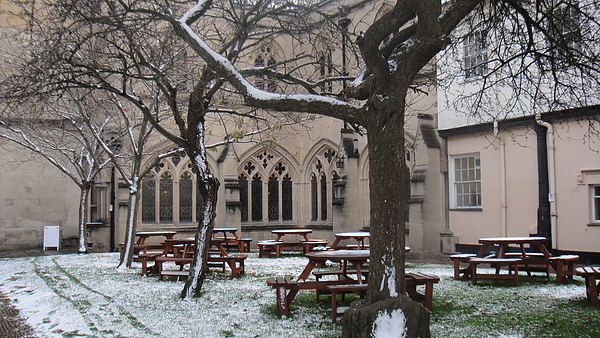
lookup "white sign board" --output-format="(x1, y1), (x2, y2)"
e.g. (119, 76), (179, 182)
(43, 226), (61, 250)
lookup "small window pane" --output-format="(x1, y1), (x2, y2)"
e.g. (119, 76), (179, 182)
(159, 172), (173, 223)
(452, 154), (481, 208)
(320, 173), (327, 221)
(282, 175), (293, 221)
(239, 175), (248, 222)
(311, 174), (318, 221)
(251, 175), (263, 221)
(268, 174), (279, 221)
(141, 175), (156, 223)
(179, 172), (193, 223)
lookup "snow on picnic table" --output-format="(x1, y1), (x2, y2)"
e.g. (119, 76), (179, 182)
(0, 252), (591, 338)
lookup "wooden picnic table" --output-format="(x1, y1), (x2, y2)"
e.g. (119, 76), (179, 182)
(453, 237), (578, 284)
(476, 237), (551, 259)
(271, 229), (313, 242)
(575, 266), (600, 306)
(135, 231), (177, 245)
(258, 229), (327, 258)
(148, 238), (247, 279)
(467, 236), (580, 285)
(470, 237), (550, 284)
(266, 249), (439, 318)
(266, 249), (369, 316)
(330, 232), (370, 250)
(212, 228), (239, 239)
(212, 227), (252, 252)
(119, 231), (178, 261)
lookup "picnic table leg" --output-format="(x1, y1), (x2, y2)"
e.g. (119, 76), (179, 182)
(157, 260), (164, 281)
(331, 290), (339, 323)
(475, 244), (490, 258)
(424, 282), (434, 310)
(226, 260), (239, 278)
(276, 286), (289, 316)
(554, 260), (565, 284)
(330, 238), (341, 250)
(275, 243), (281, 258)
(585, 276), (599, 306)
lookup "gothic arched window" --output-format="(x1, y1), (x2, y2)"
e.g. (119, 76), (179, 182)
(268, 174), (279, 221)
(320, 172), (327, 221)
(140, 158), (210, 226)
(159, 172), (174, 223)
(311, 173), (318, 221)
(282, 174), (293, 221)
(318, 49), (333, 93)
(239, 174), (249, 222)
(251, 174), (263, 221)
(141, 174), (156, 223)
(179, 172), (193, 223)
(254, 44), (278, 92)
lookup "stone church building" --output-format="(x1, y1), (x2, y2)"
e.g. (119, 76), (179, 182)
(0, 0), (450, 258)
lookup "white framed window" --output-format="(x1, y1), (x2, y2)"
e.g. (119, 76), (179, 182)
(463, 31), (488, 78)
(450, 153), (482, 209)
(591, 185), (600, 223)
(551, 2), (581, 49)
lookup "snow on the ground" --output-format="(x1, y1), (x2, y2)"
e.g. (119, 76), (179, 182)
(0, 252), (591, 338)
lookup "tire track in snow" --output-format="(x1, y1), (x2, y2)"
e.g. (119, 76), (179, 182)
(33, 257), (158, 337)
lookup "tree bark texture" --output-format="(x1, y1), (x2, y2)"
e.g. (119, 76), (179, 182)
(342, 296), (431, 338)
(363, 96), (408, 302)
(118, 189), (140, 268)
(78, 186), (91, 253)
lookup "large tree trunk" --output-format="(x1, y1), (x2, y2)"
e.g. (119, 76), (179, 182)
(118, 187), (140, 268)
(181, 175), (219, 299)
(343, 97), (431, 338)
(77, 185), (91, 253)
(365, 101), (407, 301)
(181, 98), (220, 297)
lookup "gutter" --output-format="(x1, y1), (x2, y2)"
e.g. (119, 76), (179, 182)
(535, 115), (557, 249)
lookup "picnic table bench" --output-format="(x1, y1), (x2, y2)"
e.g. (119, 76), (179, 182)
(266, 250), (440, 319)
(212, 228), (252, 252)
(575, 266), (600, 306)
(119, 231), (177, 261)
(152, 239), (248, 280)
(326, 271), (439, 322)
(452, 237), (579, 285)
(470, 257), (522, 286)
(257, 239), (328, 257)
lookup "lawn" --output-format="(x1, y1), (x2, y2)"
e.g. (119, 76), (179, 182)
(0, 252), (597, 337)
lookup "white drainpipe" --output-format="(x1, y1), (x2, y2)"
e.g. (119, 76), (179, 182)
(535, 115), (557, 248)
(494, 119), (508, 237)
(500, 138), (507, 237)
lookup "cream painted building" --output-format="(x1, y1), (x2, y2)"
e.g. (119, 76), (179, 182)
(437, 0), (600, 263)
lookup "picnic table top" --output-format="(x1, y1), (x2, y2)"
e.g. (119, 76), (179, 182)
(213, 228), (238, 233)
(135, 231), (177, 237)
(271, 229), (313, 235)
(334, 232), (370, 238)
(305, 249), (370, 262)
(478, 236), (547, 244)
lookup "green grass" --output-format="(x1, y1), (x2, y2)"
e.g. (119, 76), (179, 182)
(429, 275), (600, 337)
(262, 273), (599, 337)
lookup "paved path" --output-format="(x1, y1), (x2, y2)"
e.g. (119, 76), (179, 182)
(0, 292), (36, 338)
(0, 248), (78, 337)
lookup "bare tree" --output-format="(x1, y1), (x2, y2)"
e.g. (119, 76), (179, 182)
(0, 0), (331, 298)
(164, 0), (600, 335)
(5, 0), (600, 335)
(74, 90), (162, 269)
(0, 94), (112, 253)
